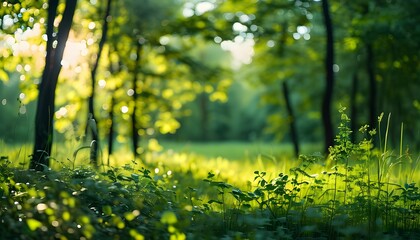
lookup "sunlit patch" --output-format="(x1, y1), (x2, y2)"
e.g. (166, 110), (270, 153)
(87, 38), (94, 45)
(239, 14), (250, 23)
(162, 89), (173, 99)
(98, 79), (106, 88)
(220, 38), (255, 68)
(214, 36), (222, 43)
(159, 35), (170, 45)
(16, 64), (23, 72)
(2, 15), (14, 29)
(266, 40), (275, 48)
(233, 22), (248, 32)
(24, 64), (31, 72)
(127, 89), (134, 96)
(121, 106), (129, 114)
(36, 203), (48, 212)
(297, 26), (308, 35)
(149, 139), (163, 152)
(210, 91), (227, 102)
(182, 7), (194, 18)
(56, 107), (68, 119)
(294, 25), (311, 40)
(155, 168), (159, 174)
(88, 22), (96, 30)
(14, 201), (22, 210)
(146, 128), (155, 136)
(195, 1), (215, 15)
(183, 1), (215, 17)
(62, 40), (86, 68)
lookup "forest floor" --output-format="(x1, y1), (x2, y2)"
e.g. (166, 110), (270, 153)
(1, 139), (419, 239)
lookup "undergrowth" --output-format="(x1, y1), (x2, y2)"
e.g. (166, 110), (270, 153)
(1, 110), (419, 239)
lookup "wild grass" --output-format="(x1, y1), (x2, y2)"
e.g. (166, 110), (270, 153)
(0, 110), (419, 239)
(158, 141), (321, 161)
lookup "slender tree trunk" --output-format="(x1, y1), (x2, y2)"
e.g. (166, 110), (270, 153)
(106, 44), (119, 166)
(107, 95), (115, 166)
(87, 0), (113, 167)
(366, 43), (377, 133)
(321, 0), (335, 154)
(30, 0), (77, 170)
(199, 91), (209, 141)
(278, 21), (300, 158)
(350, 72), (359, 143)
(131, 42), (142, 160)
(282, 81), (300, 158)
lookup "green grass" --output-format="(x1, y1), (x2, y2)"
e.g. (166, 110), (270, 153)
(1, 113), (420, 239)
(159, 140), (322, 161)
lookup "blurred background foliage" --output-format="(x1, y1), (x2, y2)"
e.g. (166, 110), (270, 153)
(1, 0), (419, 157)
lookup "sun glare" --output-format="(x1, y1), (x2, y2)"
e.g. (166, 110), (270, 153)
(62, 39), (86, 68)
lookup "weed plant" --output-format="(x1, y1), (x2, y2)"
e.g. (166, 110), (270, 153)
(0, 110), (419, 239)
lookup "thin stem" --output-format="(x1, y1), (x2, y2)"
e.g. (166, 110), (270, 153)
(384, 113), (391, 154)
(399, 122), (404, 158)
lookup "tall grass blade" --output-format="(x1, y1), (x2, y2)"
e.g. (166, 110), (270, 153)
(384, 113), (391, 154)
(400, 122), (403, 158)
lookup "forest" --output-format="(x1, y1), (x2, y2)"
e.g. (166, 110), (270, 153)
(1, 0), (419, 239)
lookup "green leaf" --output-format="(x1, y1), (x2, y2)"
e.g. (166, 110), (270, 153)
(131, 173), (139, 182)
(103, 205), (112, 215)
(27, 218), (43, 231)
(161, 211), (177, 225)
(0, 70), (9, 82)
(208, 199), (223, 205)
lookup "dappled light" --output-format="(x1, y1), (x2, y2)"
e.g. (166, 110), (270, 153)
(1, 0), (419, 239)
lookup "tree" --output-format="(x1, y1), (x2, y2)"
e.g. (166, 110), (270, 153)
(86, 0), (113, 167)
(130, 41), (143, 160)
(320, 0), (335, 153)
(30, 0), (78, 170)
(278, 20), (300, 158)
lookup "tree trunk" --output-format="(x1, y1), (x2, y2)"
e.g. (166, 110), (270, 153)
(350, 72), (359, 143)
(106, 44), (119, 166)
(30, 0), (77, 171)
(366, 43), (377, 133)
(107, 95), (115, 166)
(282, 81), (300, 158)
(87, 0), (113, 167)
(199, 91), (209, 141)
(131, 41), (142, 160)
(321, 0), (335, 154)
(278, 21), (300, 158)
